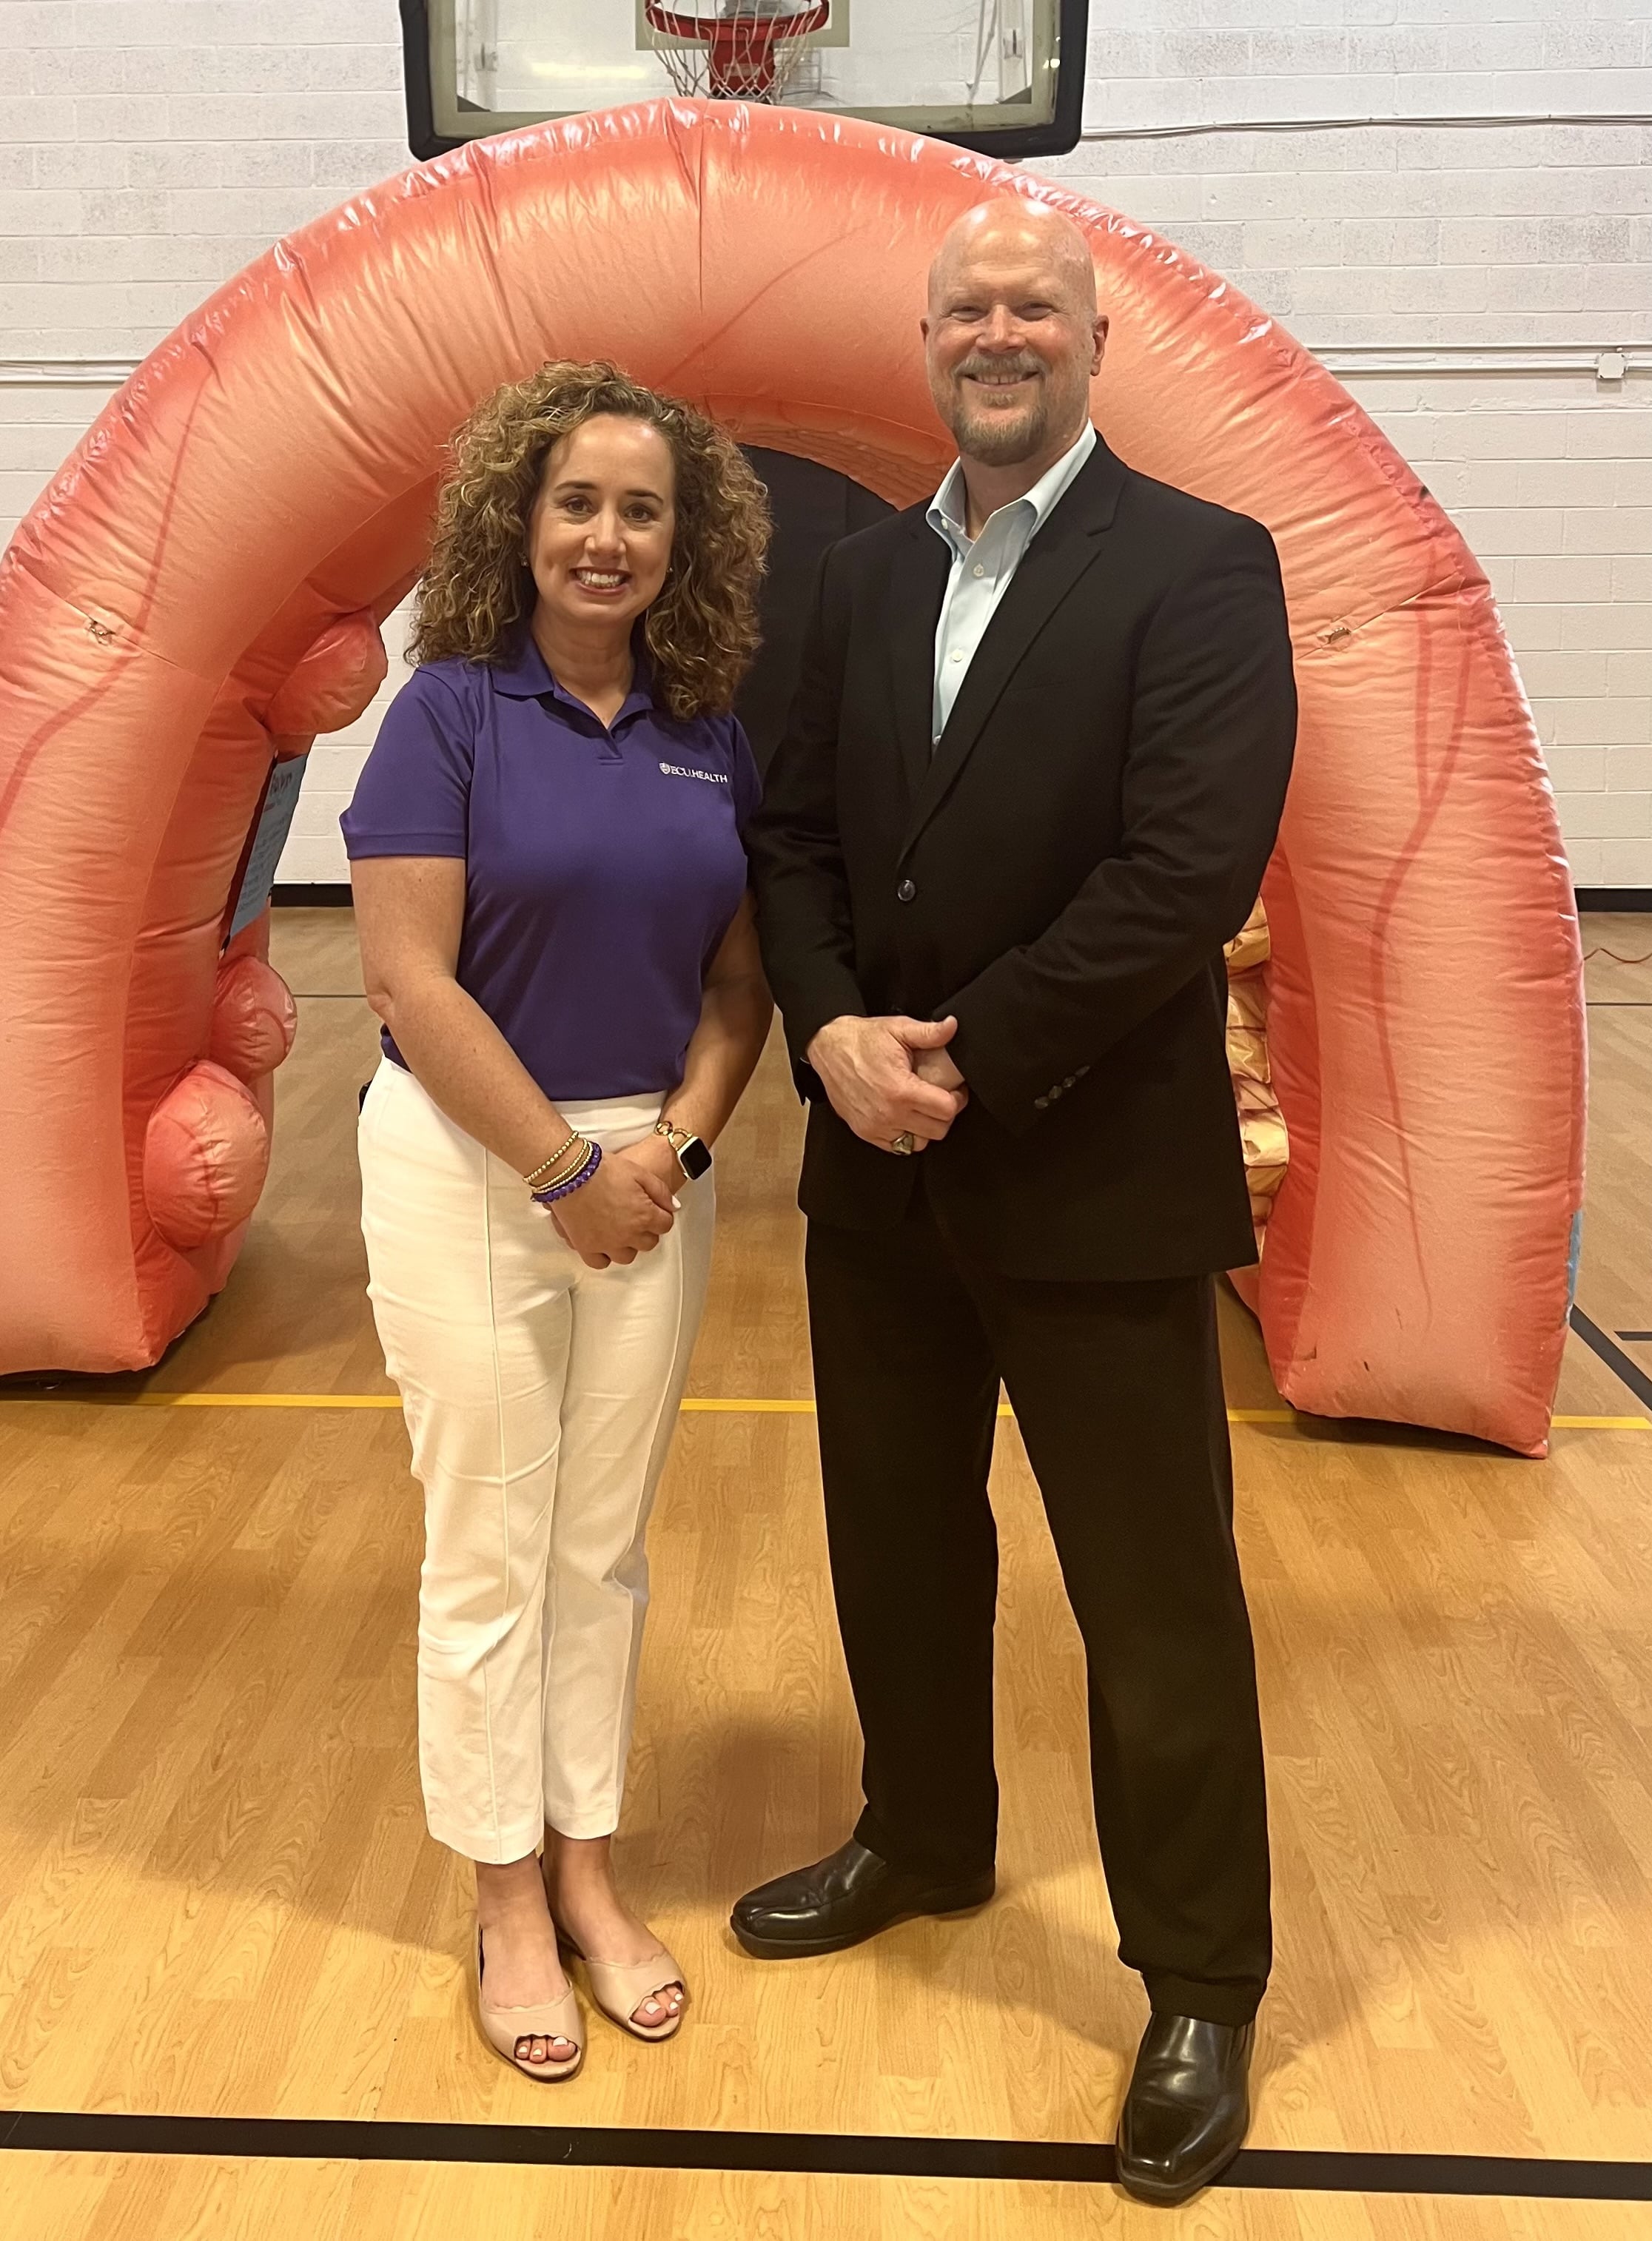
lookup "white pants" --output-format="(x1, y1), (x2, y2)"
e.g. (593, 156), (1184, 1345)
(358, 1059), (713, 1863)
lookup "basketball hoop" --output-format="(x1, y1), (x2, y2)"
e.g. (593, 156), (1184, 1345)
(645, 2), (832, 103)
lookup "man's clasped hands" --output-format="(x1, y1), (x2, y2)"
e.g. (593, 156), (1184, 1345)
(806, 1014), (969, 1153)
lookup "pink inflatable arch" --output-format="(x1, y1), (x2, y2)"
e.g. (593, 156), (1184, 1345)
(0, 103), (1584, 1454)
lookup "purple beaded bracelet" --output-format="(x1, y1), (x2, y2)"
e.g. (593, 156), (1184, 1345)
(531, 1140), (602, 1206)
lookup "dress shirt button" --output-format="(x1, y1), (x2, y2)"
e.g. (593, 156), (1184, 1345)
(973, 563), (985, 577)
(1034, 1095), (1050, 1111)
(950, 648), (964, 662)
(896, 878), (916, 903)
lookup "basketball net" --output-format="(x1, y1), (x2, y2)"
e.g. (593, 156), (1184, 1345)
(644, 1), (832, 102)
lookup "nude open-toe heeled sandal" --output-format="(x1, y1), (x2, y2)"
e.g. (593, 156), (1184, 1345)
(474, 1928), (584, 2080)
(559, 1933), (688, 2043)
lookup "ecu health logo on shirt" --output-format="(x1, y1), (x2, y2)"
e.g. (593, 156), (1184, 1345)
(659, 759), (729, 787)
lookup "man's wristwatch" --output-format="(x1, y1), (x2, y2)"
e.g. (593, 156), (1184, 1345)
(654, 1119), (713, 1181)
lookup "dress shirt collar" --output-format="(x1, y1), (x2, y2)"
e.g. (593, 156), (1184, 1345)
(927, 419), (1098, 556)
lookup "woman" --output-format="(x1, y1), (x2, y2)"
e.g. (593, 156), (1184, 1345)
(343, 362), (773, 2081)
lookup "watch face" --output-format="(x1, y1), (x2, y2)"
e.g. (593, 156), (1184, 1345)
(677, 1135), (713, 1181)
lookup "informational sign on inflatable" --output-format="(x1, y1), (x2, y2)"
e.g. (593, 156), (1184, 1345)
(226, 754), (309, 944)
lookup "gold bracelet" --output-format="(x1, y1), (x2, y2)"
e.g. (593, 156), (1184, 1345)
(523, 1134), (580, 1186)
(523, 1131), (581, 1187)
(524, 1149), (587, 1195)
(526, 1136), (591, 1190)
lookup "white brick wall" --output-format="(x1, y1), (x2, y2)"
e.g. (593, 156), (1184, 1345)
(1, 0), (1650, 884)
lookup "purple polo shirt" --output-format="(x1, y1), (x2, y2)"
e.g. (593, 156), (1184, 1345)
(340, 634), (759, 1101)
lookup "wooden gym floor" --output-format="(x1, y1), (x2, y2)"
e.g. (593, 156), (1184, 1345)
(1, 909), (1650, 2240)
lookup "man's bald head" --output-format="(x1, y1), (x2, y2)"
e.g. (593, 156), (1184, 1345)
(927, 201), (1098, 322)
(921, 200), (1107, 474)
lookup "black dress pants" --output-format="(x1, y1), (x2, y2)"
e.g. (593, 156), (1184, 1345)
(804, 1183), (1272, 2026)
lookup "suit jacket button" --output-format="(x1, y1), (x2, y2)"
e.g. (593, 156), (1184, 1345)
(1047, 1086), (1062, 1101)
(1034, 1095), (1050, 1111)
(896, 878), (916, 903)
(1062, 1076), (1076, 1089)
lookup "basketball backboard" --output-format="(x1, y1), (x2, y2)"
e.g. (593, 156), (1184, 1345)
(400, 0), (1088, 162)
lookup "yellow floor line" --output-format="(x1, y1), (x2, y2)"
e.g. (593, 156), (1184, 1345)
(680, 1397), (815, 1413)
(1, 1393), (1645, 1431)
(132, 1391), (401, 1408)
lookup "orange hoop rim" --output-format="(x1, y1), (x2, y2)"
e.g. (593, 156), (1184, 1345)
(643, 1), (833, 98)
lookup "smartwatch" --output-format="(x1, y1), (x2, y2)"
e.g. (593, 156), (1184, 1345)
(654, 1119), (713, 1181)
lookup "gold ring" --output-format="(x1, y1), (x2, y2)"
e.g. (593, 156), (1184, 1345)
(890, 1132), (916, 1157)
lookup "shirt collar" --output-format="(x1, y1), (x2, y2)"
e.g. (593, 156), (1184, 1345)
(927, 419), (1098, 555)
(489, 626), (657, 724)
(488, 629), (557, 698)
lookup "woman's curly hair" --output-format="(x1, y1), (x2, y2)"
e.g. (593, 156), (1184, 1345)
(409, 361), (770, 721)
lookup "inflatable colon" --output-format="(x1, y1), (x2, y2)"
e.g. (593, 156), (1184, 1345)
(0, 101), (1584, 1454)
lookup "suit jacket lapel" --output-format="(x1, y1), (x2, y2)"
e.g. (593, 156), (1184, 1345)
(899, 437), (1128, 858)
(887, 519), (950, 804)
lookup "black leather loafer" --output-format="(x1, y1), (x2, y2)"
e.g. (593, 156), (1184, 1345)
(731, 1838), (995, 1959)
(1115, 2014), (1255, 2206)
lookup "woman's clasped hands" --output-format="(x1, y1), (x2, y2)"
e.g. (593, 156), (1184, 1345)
(548, 1135), (682, 1268)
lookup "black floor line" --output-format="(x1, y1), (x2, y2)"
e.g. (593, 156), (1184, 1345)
(1569, 1306), (1652, 1411)
(1, 2111), (1650, 2200)
(1616, 1332), (1652, 1343)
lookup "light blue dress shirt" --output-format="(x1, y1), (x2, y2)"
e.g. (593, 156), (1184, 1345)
(926, 420), (1098, 741)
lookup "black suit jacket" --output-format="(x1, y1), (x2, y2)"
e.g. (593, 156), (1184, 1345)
(745, 434), (1297, 1283)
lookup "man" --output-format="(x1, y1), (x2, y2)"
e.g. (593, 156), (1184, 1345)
(739, 198), (1297, 2207)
